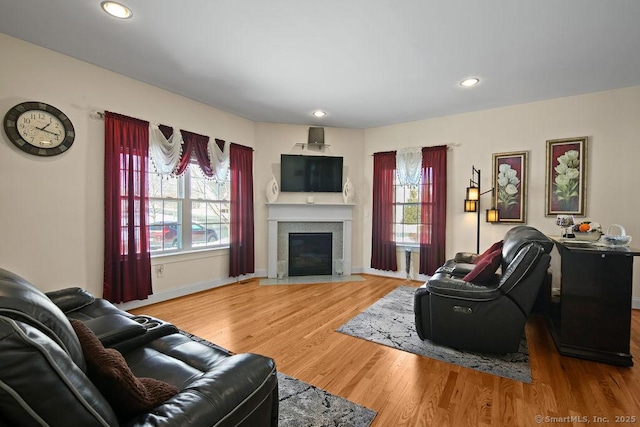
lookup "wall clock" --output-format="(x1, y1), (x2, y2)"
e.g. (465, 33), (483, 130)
(3, 101), (75, 156)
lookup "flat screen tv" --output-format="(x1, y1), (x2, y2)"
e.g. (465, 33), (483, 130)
(280, 154), (343, 192)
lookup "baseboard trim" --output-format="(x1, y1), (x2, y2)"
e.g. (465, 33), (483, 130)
(362, 267), (428, 284)
(116, 274), (255, 311)
(633, 297), (640, 310)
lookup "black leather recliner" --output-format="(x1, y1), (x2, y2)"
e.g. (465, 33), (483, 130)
(0, 267), (278, 426)
(414, 226), (553, 353)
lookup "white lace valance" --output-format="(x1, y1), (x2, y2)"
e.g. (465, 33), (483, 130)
(149, 124), (182, 175)
(208, 139), (230, 181)
(396, 147), (422, 186)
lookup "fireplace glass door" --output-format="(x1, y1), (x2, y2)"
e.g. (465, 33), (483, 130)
(288, 232), (332, 276)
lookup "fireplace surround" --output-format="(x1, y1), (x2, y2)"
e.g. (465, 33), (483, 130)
(267, 203), (354, 278)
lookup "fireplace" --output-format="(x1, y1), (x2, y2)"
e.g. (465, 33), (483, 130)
(267, 203), (354, 278)
(288, 232), (332, 276)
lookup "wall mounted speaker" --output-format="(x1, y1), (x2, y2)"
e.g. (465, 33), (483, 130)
(308, 127), (324, 145)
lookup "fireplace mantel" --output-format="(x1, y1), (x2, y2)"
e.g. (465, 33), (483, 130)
(267, 203), (354, 278)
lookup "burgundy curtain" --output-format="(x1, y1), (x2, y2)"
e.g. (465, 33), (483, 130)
(371, 151), (398, 271)
(103, 112), (152, 303)
(419, 145), (447, 275)
(176, 130), (212, 176)
(229, 143), (254, 277)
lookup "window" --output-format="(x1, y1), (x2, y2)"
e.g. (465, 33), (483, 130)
(393, 173), (422, 245)
(148, 163), (230, 254)
(119, 151), (147, 255)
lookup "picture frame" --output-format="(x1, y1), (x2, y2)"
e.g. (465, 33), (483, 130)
(545, 136), (588, 216)
(492, 151), (528, 223)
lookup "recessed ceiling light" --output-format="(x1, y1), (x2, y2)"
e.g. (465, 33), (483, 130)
(101, 1), (132, 19)
(460, 78), (480, 87)
(312, 110), (326, 118)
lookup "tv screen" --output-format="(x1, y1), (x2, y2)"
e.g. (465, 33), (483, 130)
(280, 154), (343, 192)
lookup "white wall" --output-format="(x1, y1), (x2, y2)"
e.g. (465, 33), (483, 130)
(363, 86), (640, 300)
(2, 32), (639, 306)
(0, 33), (255, 300)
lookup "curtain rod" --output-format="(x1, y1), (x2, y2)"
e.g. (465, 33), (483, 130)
(90, 110), (255, 151)
(371, 143), (458, 156)
(93, 111), (452, 154)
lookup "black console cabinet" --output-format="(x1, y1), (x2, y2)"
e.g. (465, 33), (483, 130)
(548, 238), (639, 366)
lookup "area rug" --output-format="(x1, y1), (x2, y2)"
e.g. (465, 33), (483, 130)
(278, 372), (376, 427)
(336, 286), (532, 383)
(179, 331), (376, 426)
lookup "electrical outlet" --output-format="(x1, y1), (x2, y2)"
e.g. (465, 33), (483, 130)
(156, 264), (164, 277)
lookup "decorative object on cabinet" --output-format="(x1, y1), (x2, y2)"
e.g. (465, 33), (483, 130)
(265, 174), (279, 203)
(545, 136), (587, 216)
(342, 177), (355, 204)
(492, 151), (527, 223)
(555, 215), (575, 238)
(463, 166), (500, 254)
(3, 101), (75, 156)
(601, 224), (632, 247)
(571, 220), (602, 241)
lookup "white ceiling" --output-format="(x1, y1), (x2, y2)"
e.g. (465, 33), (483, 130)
(1, 0), (639, 128)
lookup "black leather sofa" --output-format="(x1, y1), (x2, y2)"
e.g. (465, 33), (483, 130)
(414, 226), (553, 353)
(0, 267), (278, 426)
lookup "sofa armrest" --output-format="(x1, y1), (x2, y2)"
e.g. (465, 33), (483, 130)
(82, 314), (147, 347)
(46, 287), (95, 313)
(453, 252), (479, 264)
(436, 259), (475, 277)
(123, 354), (278, 427)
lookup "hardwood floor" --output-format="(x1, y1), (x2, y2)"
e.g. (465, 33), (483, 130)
(130, 275), (640, 426)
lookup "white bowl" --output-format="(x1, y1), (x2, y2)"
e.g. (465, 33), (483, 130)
(601, 234), (632, 247)
(573, 231), (602, 242)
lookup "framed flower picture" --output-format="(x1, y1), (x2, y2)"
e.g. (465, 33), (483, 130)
(545, 137), (588, 216)
(492, 151), (528, 223)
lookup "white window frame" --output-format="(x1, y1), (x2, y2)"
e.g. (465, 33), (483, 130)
(392, 173), (422, 246)
(148, 163), (230, 255)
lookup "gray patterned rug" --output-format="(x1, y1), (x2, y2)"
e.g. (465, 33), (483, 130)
(278, 372), (376, 427)
(336, 286), (532, 383)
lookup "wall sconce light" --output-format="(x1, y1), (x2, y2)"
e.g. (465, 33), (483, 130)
(464, 166), (500, 253)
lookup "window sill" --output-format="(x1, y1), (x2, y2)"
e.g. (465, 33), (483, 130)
(396, 244), (419, 251)
(151, 246), (229, 263)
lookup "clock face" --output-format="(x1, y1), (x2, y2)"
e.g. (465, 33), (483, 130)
(3, 102), (75, 156)
(17, 110), (66, 148)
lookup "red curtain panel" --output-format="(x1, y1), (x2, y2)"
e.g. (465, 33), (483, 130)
(419, 145), (447, 275)
(371, 151), (398, 271)
(229, 143), (255, 277)
(103, 112), (152, 303)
